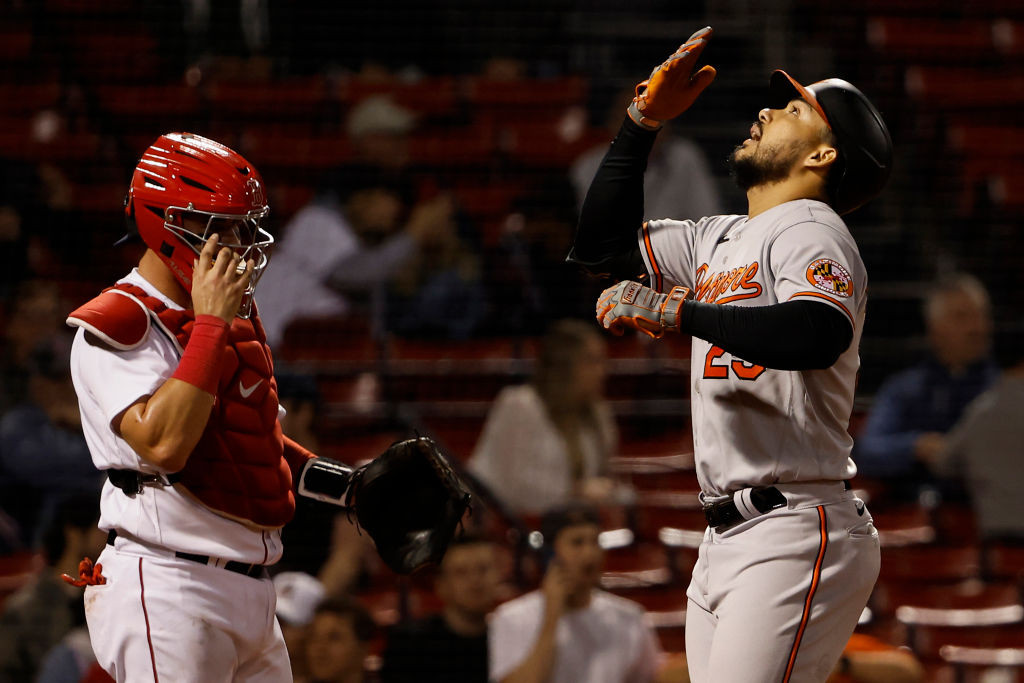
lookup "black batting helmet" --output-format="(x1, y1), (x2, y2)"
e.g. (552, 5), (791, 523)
(769, 71), (893, 215)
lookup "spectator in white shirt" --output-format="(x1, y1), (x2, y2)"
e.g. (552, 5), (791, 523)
(488, 504), (661, 683)
(468, 320), (621, 515)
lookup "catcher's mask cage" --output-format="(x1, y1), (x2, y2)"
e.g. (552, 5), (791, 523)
(126, 132), (273, 319)
(768, 70), (893, 215)
(161, 203), (273, 319)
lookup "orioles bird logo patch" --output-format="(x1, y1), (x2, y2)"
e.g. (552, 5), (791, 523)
(806, 258), (853, 298)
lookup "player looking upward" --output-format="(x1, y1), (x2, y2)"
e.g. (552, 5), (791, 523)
(570, 27), (892, 682)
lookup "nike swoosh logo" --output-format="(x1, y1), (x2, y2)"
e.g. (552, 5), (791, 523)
(239, 379), (264, 398)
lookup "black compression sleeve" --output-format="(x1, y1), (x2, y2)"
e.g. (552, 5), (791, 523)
(678, 299), (854, 370)
(567, 116), (657, 280)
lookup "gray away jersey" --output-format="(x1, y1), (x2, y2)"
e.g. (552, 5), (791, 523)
(638, 199), (865, 496)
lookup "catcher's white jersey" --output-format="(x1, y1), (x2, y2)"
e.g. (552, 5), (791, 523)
(70, 268), (284, 565)
(638, 199), (865, 496)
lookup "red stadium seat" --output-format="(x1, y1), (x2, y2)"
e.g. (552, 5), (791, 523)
(0, 551), (43, 609)
(340, 77), (459, 118)
(872, 579), (1021, 621)
(0, 83), (61, 115)
(870, 505), (937, 548)
(407, 126), (495, 167)
(276, 314), (379, 365)
(464, 76), (588, 109)
(900, 618), (1024, 662)
(941, 643), (1024, 681)
(601, 541), (675, 590)
(983, 544), (1024, 582)
(948, 124), (1024, 158)
(71, 33), (161, 84)
(905, 67), (1024, 108)
(867, 18), (997, 61)
(207, 76), (331, 122)
(878, 545), (981, 584)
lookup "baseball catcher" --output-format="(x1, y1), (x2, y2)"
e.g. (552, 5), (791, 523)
(64, 132), (470, 682)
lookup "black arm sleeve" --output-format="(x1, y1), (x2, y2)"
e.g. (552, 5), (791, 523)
(678, 299), (854, 370)
(566, 116), (658, 281)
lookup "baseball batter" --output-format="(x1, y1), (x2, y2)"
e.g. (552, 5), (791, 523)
(571, 28), (893, 682)
(63, 133), (415, 682)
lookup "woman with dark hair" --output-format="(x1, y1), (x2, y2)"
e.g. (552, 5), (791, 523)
(468, 319), (620, 514)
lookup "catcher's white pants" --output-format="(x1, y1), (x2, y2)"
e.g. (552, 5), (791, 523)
(85, 541), (291, 683)
(685, 482), (880, 683)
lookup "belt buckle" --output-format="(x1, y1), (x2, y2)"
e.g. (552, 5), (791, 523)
(141, 472), (173, 489)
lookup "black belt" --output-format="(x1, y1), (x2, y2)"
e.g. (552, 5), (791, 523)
(703, 486), (788, 532)
(107, 469), (181, 496)
(106, 530), (266, 579)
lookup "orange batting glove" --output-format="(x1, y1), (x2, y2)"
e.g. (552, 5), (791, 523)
(628, 26), (717, 129)
(596, 281), (690, 338)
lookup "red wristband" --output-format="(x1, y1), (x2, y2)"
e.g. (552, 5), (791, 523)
(171, 315), (229, 395)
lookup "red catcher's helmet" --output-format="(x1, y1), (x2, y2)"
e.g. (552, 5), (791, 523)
(125, 132), (272, 319)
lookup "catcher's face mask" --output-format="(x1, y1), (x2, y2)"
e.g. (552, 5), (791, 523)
(166, 205), (274, 319)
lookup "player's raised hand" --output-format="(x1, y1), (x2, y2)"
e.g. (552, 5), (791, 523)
(191, 233), (255, 323)
(596, 280), (690, 339)
(628, 26), (717, 129)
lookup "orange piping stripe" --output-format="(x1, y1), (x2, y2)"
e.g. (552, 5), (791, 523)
(782, 505), (828, 683)
(642, 222), (663, 292)
(789, 291), (854, 327)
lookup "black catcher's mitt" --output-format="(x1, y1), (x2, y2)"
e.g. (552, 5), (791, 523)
(347, 436), (472, 574)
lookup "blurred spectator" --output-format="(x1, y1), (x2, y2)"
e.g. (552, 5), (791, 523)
(277, 370), (323, 453)
(855, 274), (998, 498)
(256, 163), (480, 346)
(0, 280), (67, 413)
(279, 512), (375, 603)
(468, 320), (621, 515)
(932, 353), (1024, 543)
(569, 88), (722, 223)
(0, 159), (74, 305)
(0, 494), (105, 682)
(301, 596), (377, 683)
(380, 534), (501, 682)
(274, 571), (327, 681)
(483, 178), (603, 335)
(347, 95), (417, 172)
(0, 340), (102, 548)
(488, 504), (660, 683)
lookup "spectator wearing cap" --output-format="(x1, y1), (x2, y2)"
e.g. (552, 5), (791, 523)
(274, 571), (327, 681)
(488, 505), (660, 683)
(346, 95), (417, 172)
(380, 534), (501, 682)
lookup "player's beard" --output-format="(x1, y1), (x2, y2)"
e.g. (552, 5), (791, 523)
(728, 139), (808, 192)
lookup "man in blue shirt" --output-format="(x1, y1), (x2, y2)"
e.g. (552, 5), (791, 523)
(855, 274), (998, 497)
